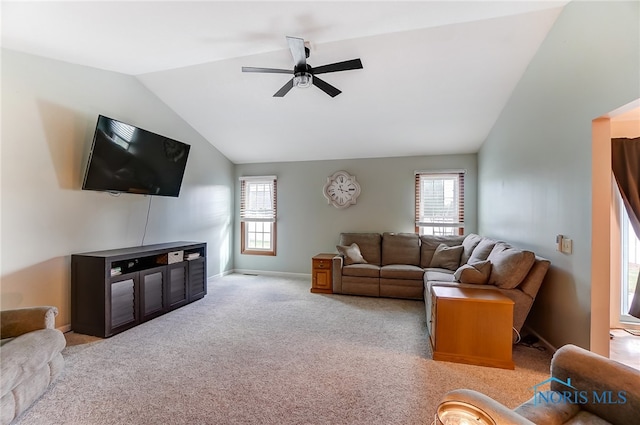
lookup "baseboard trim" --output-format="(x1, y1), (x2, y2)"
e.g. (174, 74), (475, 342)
(522, 325), (558, 353)
(59, 324), (72, 333)
(208, 269), (233, 281)
(231, 269), (311, 279)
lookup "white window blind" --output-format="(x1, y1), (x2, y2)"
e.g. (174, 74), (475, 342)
(415, 171), (465, 235)
(239, 176), (277, 223)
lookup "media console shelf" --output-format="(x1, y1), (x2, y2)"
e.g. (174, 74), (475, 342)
(72, 241), (207, 337)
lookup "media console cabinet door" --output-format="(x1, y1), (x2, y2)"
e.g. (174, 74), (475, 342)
(431, 286), (514, 369)
(109, 273), (138, 335)
(187, 257), (207, 301)
(140, 266), (167, 321)
(167, 262), (188, 310)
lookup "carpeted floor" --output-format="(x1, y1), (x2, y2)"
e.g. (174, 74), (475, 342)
(16, 273), (553, 424)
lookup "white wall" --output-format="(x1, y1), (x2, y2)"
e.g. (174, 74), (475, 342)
(1, 49), (235, 327)
(478, 1), (640, 349)
(234, 154), (477, 274)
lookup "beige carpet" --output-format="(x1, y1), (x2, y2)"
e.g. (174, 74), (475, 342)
(16, 273), (553, 424)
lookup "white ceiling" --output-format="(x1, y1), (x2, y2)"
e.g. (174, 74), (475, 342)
(2, 1), (569, 164)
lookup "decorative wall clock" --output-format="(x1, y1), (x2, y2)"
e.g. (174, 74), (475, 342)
(323, 170), (361, 209)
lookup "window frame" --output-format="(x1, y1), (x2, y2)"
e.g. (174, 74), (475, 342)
(414, 171), (465, 236)
(239, 176), (277, 256)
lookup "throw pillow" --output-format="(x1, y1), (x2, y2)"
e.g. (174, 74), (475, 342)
(429, 244), (464, 271)
(336, 243), (368, 266)
(487, 244), (536, 289)
(454, 260), (492, 284)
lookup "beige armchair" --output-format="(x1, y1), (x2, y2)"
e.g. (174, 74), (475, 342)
(435, 344), (640, 424)
(1, 306), (66, 425)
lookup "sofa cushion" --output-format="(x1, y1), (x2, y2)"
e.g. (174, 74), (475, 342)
(424, 269), (456, 283)
(380, 264), (424, 280)
(429, 244), (463, 271)
(339, 233), (382, 265)
(419, 235), (465, 268)
(336, 243), (367, 265)
(453, 260), (492, 285)
(467, 238), (497, 263)
(381, 232), (420, 266)
(461, 233), (483, 264)
(342, 263), (381, 278)
(487, 243), (536, 289)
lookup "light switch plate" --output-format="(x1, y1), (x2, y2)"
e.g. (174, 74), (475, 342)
(561, 238), (573, 254)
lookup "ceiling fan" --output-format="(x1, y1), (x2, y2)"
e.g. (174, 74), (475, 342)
(242, 36), (363, 98)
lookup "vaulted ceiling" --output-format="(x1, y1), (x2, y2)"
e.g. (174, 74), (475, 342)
(2, 1), (569, 164)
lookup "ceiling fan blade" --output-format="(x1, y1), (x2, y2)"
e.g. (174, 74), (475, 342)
(312, 58), (363, 75)
(286, 36), (307, 68)
(312, 76), (342, 97)
(273, 79), (294, 97)
(242, 67), (293, 74)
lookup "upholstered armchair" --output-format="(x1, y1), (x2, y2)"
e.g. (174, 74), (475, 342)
(435, 344), (640, 424)
(1, 306), (66, 425)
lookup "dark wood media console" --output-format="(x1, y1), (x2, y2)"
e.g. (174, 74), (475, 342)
(71, 241), (207, 337)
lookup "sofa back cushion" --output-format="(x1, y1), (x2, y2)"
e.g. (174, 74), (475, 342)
(487, 242), (536, 289)
(461, 233), (483, 264)
(467, 237), (497, 264)
(339, 233), (382, 266)
(518, 256), (551, 298)
(419, 235), (465, 268)
(381, 232), (420, 266)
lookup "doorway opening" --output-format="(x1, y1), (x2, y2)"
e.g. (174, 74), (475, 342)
(592, 101), (640, 369)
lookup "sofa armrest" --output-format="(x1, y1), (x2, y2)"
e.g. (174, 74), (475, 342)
(550, 344), (640, 425)
(439, 389), (535, 425)
(0, 306), (58, 339)
(332, 255), (343, 293)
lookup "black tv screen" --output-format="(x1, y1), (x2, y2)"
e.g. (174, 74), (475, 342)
(82, 115), (190, 197)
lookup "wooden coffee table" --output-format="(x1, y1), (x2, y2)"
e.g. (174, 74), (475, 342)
(429, 286), (514, 369)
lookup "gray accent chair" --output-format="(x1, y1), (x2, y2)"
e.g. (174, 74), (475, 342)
(437, 344), (640, 424)
(1, 306), (66, 425)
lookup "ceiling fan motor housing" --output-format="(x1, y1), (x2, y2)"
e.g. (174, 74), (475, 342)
(293, 66), (313, 88)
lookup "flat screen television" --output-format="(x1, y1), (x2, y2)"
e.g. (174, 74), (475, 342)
(82, 115), (190, 197)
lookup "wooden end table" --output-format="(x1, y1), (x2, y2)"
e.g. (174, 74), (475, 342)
(429, 286), (514, 369)
(311, 253), (335, 294)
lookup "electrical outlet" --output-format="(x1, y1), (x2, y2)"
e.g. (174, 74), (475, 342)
(561, 238), (573, 254)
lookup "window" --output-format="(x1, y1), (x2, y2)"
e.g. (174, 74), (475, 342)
(415, 171), (465, 236)
(240, 176), (277, 255)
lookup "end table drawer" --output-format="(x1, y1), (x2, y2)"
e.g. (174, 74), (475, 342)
(313, 259), (331, 269)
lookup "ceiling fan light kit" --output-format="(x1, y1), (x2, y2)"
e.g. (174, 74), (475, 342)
(293, 72), (312, 88)
(242, 35), (363, 97)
